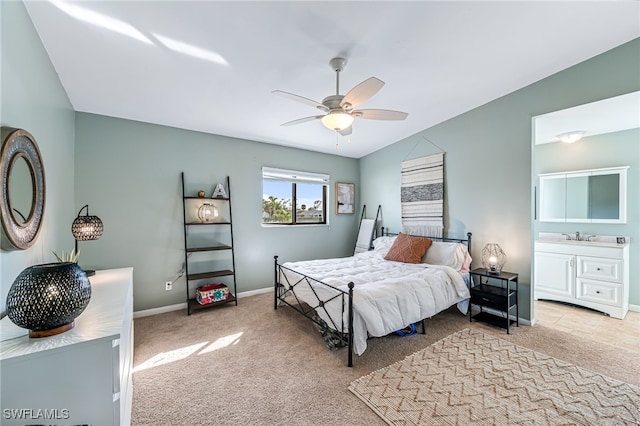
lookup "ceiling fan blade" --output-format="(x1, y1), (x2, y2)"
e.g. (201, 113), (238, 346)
(352, 109), (408, 121)
(272, 90), (329, 112)
(338, 126), (352, 136)
(340, 77), (384, 110)
(280, 115), (323, 127)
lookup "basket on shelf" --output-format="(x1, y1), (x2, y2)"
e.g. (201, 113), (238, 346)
(195, 283), (229, 305)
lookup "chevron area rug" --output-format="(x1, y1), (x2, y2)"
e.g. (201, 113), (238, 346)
(349, 328), (640, 425)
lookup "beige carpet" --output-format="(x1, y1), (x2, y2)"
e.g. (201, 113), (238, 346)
(349, 328), (640, 425)
(132, 293), (640, 425)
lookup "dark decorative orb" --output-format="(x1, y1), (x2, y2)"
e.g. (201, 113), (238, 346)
(6, 262), (91, 338)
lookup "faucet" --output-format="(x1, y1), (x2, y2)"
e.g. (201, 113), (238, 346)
(560, 232), (596, 242)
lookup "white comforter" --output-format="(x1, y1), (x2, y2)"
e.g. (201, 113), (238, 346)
(280, 249), (470, 356)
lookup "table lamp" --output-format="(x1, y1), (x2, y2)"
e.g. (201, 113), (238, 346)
(71, 204), (103, 276)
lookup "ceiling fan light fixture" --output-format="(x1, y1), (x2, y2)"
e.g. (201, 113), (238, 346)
(321, 111), (354, 131)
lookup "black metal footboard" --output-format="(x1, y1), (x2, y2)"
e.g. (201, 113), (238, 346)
(274, 256), (355, 367)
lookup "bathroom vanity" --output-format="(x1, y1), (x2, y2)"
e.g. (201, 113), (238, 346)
(534, 234), (629, 319)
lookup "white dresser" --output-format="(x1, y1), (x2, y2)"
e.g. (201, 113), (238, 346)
(534, 238), (629, 319)
(0, 267), (133, 425)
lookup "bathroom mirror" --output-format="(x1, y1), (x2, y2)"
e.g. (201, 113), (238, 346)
(539, 166), (627, 223)
(0, 127), (46, 250)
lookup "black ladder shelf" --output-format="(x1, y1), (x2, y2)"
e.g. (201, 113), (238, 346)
(181, 173), (238, 315)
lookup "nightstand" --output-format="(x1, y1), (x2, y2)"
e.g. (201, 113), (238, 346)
(469, 268), (519, 334)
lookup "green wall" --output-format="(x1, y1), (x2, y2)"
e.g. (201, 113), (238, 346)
(359, 38), (640, 321)
(534, 129), (640, 305)
(0, 0), (76, 311)
(74, 113), (359, 311)
(3, 0), (638, 320)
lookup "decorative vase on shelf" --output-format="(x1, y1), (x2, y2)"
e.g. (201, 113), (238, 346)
(5, 262), (92, 338)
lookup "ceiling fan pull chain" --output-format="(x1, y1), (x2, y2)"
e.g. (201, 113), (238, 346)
(335, 132), (339, 150)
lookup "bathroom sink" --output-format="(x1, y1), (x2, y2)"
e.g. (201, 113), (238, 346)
(536, 239), (623, 248)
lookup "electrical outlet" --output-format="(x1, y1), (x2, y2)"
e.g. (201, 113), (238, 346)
(165, 281), (172, 291)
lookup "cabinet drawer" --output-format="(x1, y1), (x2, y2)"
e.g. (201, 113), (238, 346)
(577, 256), (622, 283)
(576, 278), (621, 307)
(471, 285), (515, 311)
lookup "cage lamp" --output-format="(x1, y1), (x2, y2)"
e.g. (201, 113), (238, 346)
(481, 243), (507, 274)
(198, 202), (218, 222)
(71, 204), (103, 276)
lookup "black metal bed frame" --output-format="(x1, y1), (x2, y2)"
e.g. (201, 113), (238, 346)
(274, 229), (472, 367)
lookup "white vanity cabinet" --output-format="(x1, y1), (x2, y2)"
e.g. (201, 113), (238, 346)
(534, 241), (629, 319)
(0, 268), (133, 426)
(534, 251), (576, 298)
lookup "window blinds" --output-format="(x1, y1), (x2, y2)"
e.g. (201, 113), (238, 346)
(262, 166), (329, 184)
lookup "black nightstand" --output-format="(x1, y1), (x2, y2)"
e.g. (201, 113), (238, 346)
(469, 268), (519, 334)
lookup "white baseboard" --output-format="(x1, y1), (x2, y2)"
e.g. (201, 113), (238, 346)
(237, 287), (272, 298)
(135, 289), (638, 321)
(133, 286), (272, 319)
(133, 302), (186, 319)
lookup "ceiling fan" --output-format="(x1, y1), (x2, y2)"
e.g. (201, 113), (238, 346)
(273, 57), (408, 136)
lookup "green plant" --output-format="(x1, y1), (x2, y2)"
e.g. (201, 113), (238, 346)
(52, 249), (80, 263)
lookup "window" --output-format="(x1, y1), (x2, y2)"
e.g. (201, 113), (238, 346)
(262, 167), (329, 225)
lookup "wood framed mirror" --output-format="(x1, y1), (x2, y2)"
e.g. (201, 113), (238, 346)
(0, 127), (46, 250)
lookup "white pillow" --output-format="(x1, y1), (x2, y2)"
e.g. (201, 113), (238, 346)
(372, 236), (396, 252)
(422, 241), (468, 271)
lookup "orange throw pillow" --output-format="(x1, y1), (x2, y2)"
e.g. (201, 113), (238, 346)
(384, 233), (433, 264)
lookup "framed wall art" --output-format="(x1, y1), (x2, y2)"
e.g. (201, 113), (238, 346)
(336, 182), (355, 214)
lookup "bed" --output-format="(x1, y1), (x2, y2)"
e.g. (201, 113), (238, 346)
(273, 230), (472, 366)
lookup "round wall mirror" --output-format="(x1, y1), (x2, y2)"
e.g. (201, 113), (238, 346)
(0, 128), (45, 251)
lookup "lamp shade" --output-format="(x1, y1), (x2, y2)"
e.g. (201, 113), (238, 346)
(481, 243), (507, 274)
(71, 205), (103, 241)
(321, 111), (354, 131)
(6, 262), (91, 337)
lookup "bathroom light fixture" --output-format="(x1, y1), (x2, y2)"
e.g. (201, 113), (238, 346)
(71, 204), (104, 276)
(481, 243), (507, 274)
(321, 111), (354, 131)
(557, 131), (585, 144)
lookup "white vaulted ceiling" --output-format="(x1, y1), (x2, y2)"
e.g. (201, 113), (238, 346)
(23, 1), (640, 158)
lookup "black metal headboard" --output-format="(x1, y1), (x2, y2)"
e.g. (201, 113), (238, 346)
(381, 227), (472, 253)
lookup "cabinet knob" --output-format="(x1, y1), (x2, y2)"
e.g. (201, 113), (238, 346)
(596, 290), (601, 294)
(596, 267), (601, 271)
